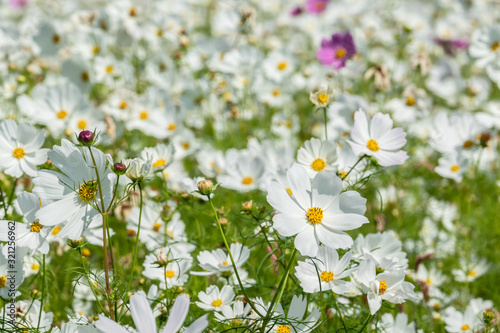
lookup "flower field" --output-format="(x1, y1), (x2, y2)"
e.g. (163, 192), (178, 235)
(0, 0), (500, 332)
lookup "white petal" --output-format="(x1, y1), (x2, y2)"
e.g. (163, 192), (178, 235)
(162, 294), (189, 333)
(287, 164), (312, 210)
(294, 226), (318, 257)
(130, 291), (157, 333)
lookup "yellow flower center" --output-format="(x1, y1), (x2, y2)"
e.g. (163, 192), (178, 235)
(12, 147), (26, 159)
(461, 324), (470, 331)
(129, 7), (137, 16)
(491, 42), (499, 51)
(307, 207), (323, 224)
(157, 28), (163, 37)
(467, 269), (477, 277)
(286, 188), (293, 196)
(168, 123), (176, 131)
(311, 158), (326, 171)
(367, 139), (380, 152)
(153, 222), (162, 232)
(433, 302), (441, 310)
(406, 96), (415, 106)
(105, 66), (114, 74)
(317, 93), (328, 105)
(277, 325), (291, 333)
(139, 111), (149, 120)
(30, 221), (43, 233)
(57, 110), (68, 119)
(379, 280), (388, 294)
(119, 101), (127, 109)
(92, 46), (100, 54)
(222, 261), (230, 266)
(336, 48), (347, 58)
(153, 159), (166, 168)
(81, 71), (89, 82)
(211, 299), (223, 307)
(31, 263), (40, 270)
(272, 89), (281, 97)
(165, 270), (175, 278)
(53, 34), (61, 44)
(242, 177), (253, 185)
(463, 140), (474, 148)
(77, 120), (87, 130)
(81, 249), (91, 257)
(451, 165), (460, 172)
(339, 171), (348, 179)
(52, 226), (61, 235)
(320, 271), (334, 282)
(277, 62), (287, 71)
(79, 181), (97, 202)
(0, 276), (6, 288)
(426, 278), (432, 285)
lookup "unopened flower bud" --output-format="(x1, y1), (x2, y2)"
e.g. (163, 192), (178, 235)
(242, 200), (253, 211)
(69, 237), (84, 248)
(219, 217), (228, 225)
(197, 179), (213, 195)
(78, 130), (94, 146)
(32, 289), (40, 298)
(479, 132), (491, 148)
(157, 252), (168, 265)
(113, 162), (127, 175)
(484, 311), (494, 324)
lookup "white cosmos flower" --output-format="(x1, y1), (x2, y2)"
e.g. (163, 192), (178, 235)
(266, 164), (368, 257)
(296, 138), (337, 178)
(191, 243), (250, 276)
(195, 285), (235, 311)
(125, 157), (152, 182)
(442, 306), (482, 333)
(32, 139), (115, 240)
(142, 253), (191, 290)
(347, 110), (408, 167)
(0, 191), (51, 255)
(295, 247), (357, 294)
(95, 291), (208, 333)
(214, 300), (252, 325)
(469, 25), (500, 68)
(0, 119), (48, 177)
(0, 244), (25, 299)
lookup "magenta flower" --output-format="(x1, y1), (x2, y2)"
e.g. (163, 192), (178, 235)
(434, 37), (469, 56)
(317, 32), (356, 69)
(306, 0), (328, 14)
(9, 0), (28, 8)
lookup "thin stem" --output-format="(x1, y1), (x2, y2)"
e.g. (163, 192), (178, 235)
(323, 108), (328, 140)
(129, 183), (143, 287)
(358, 314), (373, 332)
(37, 254), (46, 330)
(342, 155), (366, 180)
(261, 248), (297, 332)
(79, 248), (106, 313)
(207, 197), (263, 318)
(87, 147), (114, 321)
(332, 292), (348, 332)
(105, 175), (120, 213)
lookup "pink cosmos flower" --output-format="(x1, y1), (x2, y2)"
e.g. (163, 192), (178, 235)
(306, 0), (328, 14)
(317, 32), (356, 69)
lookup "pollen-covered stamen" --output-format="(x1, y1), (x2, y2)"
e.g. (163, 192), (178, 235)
(311, 158), (326, 171)
(139, 111), (149, 120)
(277, 61), (287, 71)
(81, 71), (89, 82)
(277, 325), (291, 333)
(30, 221), (43, 233)
(461, 324), (470, 331)
(317, 93), (328, 105)
(165, 270), (175, 278)
(57, 110), (68, 119)
(467, 269), (477, 277)
(52, 226), (61, 235)
(78, 120), (87, 130)
(367, 139), (380, 152)
(12, 147), (26, 159)
(221, 261), (230, 266)
(31, 263), (40, 270)
(307, 207), (323, 225)
(153, 222), (162, 232)
(491, 42), (499, 52)
(336, 47), (347, 58)
(406, 96), (415, 106)
(0, 275), (6, 288)
(320, 271), (334, 282)
(211, 299), (223, 307)
(242, 177), (253, 185)
(451, 165), (460, 172)
(105, 66), (114, 74)
(272, 89), (281, 97)
(168, 123), (176, 131)
(78, 181), (97, 202)
(463, 140), (474, 148)
(426, 278), (432, 285)
(52, 34), (61, 44)
(378, 280), (388, 294)
(286, 188), (293, 196)
(153, 159), (166, 168)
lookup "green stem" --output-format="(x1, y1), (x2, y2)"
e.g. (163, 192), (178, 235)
(207, 197), (263, 318)
(87, 147), (114, 321)
(260, 248), (298, 332)
(37, 254), (45, 330)
(332, 292), (348, 332)
(79, 248), (106, 313)
(342, 155), (366, 180)
(105, 175), (120, 213)
(323, 108), (328, 140)
(128, 182), (143, 287)
(358, 314), (373, 332)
